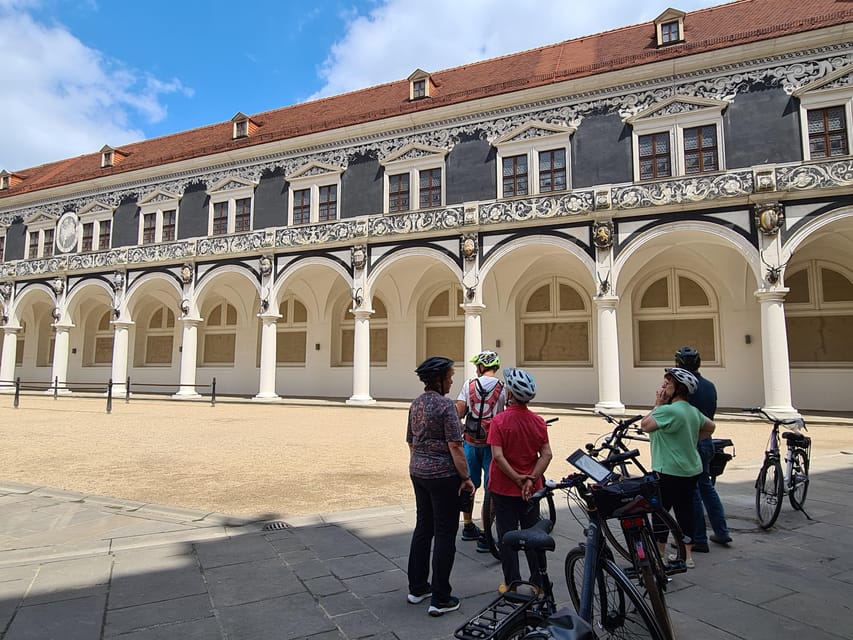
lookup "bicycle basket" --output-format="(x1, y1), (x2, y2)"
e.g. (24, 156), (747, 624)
(592, 475), (660, 519)
(709, 438), (735, 478)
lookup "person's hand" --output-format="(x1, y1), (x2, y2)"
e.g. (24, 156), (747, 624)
(460, 477), (475, 493)
(520, 476), (534, 500)
(654, 385), (669, 406)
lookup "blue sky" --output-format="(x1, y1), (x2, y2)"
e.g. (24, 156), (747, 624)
(0, 0), (732, 173)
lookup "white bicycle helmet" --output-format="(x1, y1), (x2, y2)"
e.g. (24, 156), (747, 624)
(664, 367), (698, 395)
(470, 350), (500, 368)
(503, 367), (536, 403)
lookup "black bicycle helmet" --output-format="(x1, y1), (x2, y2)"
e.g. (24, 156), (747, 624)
(503, 367), (537, 403)
(664, 367), (699, 395)
(674, 346), (701, 372)
(415, 356), (454, 383)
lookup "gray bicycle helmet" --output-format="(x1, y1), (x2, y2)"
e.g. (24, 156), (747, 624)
(674, 346), (701, 372)
(664, 367), (698, 395)
(470, 350), (500, 369)
(415, 356), (454, 383)
(503, 367), (536, 403)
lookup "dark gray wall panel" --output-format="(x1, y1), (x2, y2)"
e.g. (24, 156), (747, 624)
(572, 113), (632, 188)
(178, 182), (209, 239)
(4, 221), (25, 261)
(112, 197), (139, 248)
(446, 138), (495, 204)
(254, 168), (286, 229)
(725, 87), (800, 168)
(342, 155), (381, 218)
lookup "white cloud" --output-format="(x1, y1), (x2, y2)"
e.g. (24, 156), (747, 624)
(0, 5), (190, 171)
(312, 0), (729, 99)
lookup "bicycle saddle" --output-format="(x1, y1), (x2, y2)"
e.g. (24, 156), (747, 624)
(502, 519), (555, 553)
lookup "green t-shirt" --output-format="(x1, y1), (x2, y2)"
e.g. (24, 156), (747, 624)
(650, 400), (703, 477)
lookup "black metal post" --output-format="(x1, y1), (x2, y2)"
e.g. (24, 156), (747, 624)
(106, 378), (113, 414)
(14, 377), (20, 408)
(53, 376), (58, 399)
(211, 377), (216, 406)
(126, 376), (131, 403)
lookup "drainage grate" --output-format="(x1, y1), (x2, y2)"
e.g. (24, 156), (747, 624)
(262, 521), (289, 531)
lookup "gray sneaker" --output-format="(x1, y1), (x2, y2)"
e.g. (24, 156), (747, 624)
(428, 596), (460, 617)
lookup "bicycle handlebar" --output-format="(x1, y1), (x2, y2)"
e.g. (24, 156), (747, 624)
(742, 407), (807, 430)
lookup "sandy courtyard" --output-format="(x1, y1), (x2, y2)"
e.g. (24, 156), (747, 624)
(1, 394), (850, 520)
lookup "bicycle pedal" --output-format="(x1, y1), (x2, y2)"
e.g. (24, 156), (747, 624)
(666, 559), (687, 574)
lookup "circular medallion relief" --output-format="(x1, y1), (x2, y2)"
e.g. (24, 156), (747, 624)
(56, 211), (79, 253)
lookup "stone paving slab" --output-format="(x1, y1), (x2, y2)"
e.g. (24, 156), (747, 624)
(2, 462), (853, 639)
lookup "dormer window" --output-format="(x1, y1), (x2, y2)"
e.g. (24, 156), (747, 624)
(231, 112), (258, 140)
(99, 145), (127, 169)
(0, 170), (23, 190)
(407, 69), (432, 101)
(0, 174), (8, 190)
(654, 9), (685, 47)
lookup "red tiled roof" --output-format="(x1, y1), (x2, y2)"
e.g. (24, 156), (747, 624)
(2, 0), (850, 201)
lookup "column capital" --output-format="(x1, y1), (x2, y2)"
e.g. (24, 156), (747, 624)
(593, 295), (620, 308)
(111, 320), (135, 330)
(754, 287), (789, 303)
(461, 302), (486, 315)
(2, 324), (21, 334)
(180, 317), (203, 327)
(53, 322), (74, 332)
(352, 309), (374, 320)
(258, 312), (282, 323)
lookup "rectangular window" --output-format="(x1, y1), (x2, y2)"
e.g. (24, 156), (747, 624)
(81, 223), (94, 252)
(389, 173), (410, 212)
(162, 209), (176, 241)
(539, 149), (566, 193)
(318, 185), (337, 221)
(661, 21), (679, 43)
(28, 233), (38, 259)
(419, 168), (441, 209)
(212, 202), (228, 235)
(502, 155), (529, 197)
(43, 229), (54, 257)
(293, 189), (310, 225)
(808, 106), (849, 159)
(234, 197), (251, 232)
(94, 337), (114, 364)
(142, 213), (156, 244)
(412, 79), (426, 98)
(683, 125), (718, 174)
(98, 220), (111, 249)
(639, 133), (671, 180)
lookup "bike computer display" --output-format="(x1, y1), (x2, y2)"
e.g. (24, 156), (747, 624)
(567, 449), (616, 483)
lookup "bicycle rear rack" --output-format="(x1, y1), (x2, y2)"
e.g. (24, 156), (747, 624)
(454, 591), (538, 640)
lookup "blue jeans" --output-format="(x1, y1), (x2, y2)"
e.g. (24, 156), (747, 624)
(464, 441), (492, 490)
(407, 475), (460, 605)
(693, 438), (730, 544)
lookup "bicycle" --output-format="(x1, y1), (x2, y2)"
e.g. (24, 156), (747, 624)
(481, 418), (559, 560)
(744, 407), (811, 529)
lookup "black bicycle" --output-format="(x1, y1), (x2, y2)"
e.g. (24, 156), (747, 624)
(482, 418), (559, 560)
(454, 484), (592, 640)
(745, 407), (811, 529)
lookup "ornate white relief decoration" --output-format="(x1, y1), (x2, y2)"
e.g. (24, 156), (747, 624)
(480, 192), (593, 224)
(197, 231), (272, 256)
(612, 170), (753, 209)
(138, 189), (181, 205)
(286, 161), (344, 180)
(126, 241), (196, 265)
(67, 249), (127, 271)
(77, 200), (114, 216)
(369, 207), (465, 237)
(776, 158), (853, 190)
(277, 219), (363, 247)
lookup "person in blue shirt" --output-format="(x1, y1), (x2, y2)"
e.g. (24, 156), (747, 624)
(675, 347), (732, 551)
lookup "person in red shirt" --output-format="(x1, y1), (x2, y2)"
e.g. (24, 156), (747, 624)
(487, 367), (553, 593)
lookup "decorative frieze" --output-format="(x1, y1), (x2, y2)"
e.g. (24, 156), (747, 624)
(776, 159), (853, 190)
(369, 207), (465, 237)
(611, 171), (753, 209)
(67, 248), (127, 271)
(480, 192), (593, 224)
(126, 241), (196, 265)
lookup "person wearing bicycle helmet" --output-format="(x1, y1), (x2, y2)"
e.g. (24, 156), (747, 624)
(641, 367), (715, 569)
(675, 346), (733, 550)
(487, 367), (553, 594)
(406, 356), (473, 617)
(455, 350), (507, 552)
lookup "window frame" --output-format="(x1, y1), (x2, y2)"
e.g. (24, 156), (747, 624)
(200, 301), (238, 366)
(796, 87), (853, 161)
(76, 202), (114, 253)
(628, 99), (726, 182)
(518, 276), (592, 366)
(276, 295), (308, 366)
(380, 144), (447, 214)
(286, 163), (343, 225)
(23, 213), (58, 260)
(494, 123), (574, 199)
(421, 284), (465, 363)
(138, 191), (180, 245)
(336, 295), (389, 366)
(207, 178), (256, 236)
(632, 268), (720, 367)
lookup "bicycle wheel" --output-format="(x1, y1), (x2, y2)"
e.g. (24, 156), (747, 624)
(565, 546), (665, 640)
(755, 457), (784, 529)
(634, 529), (674, 640)
(602, 511), (685, 570)
(483, 489), (557, 561)
(788, 449), (810, 511)
(501, 611), (547, 640)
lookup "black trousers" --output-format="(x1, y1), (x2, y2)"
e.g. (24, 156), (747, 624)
(653, 472), (700, 545)
(492, 491), (542, 587)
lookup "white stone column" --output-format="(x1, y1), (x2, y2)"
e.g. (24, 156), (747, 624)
(756, 289), (797, 417)
(174, 318), (201, 399)
(594, 295), (625, 413)
(109, 320), (134, 397)
(49, 323), (73, 395)
(254, 313), (280, 401)
(462, 303), (485, 380)
(0, 326), (20, 393)
(347, 308), (376, 405)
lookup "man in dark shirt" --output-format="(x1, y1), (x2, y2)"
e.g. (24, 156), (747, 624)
(676, 347), (732, 551)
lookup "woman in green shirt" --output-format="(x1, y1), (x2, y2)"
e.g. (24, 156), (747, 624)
(641, 367), (715, 568)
